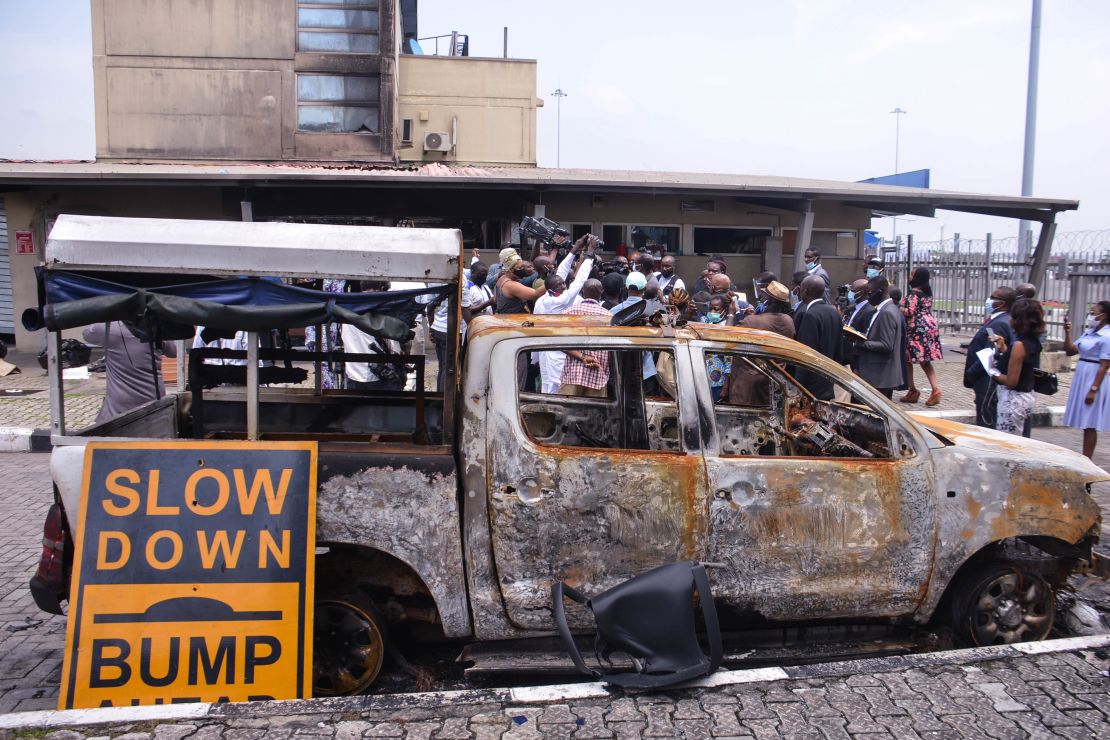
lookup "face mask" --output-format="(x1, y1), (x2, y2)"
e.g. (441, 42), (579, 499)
(515, 270), (530, 279)
(805, 261), (817, 272)
(705, 312), (723, 324)
(868, 292), (883, 306)
(866, 268), (880, 279)
(1087, 314), (1099, 331)
(985, 298), (998, 314)
(847, 291), (858, 306)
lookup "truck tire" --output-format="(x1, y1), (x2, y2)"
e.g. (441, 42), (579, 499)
(949, 561), (1055, 647)
(313, 591), (387, 696)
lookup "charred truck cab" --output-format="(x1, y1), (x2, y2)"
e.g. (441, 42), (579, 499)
(30, 215), (1109, 696)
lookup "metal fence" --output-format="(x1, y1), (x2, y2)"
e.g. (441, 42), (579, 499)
(884, 230), (1110, 341)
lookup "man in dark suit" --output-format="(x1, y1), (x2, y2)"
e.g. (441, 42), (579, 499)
(842, 278), (875, 373)
(963, 286), (1016, 428)
(792, 275), (842, 400)
(803, 248), (833, 304)
(856, 276), (905, 398)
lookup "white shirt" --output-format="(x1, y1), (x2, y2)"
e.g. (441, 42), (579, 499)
(533, 258), (593, 316)
(428, 282), (465, 335)
(193, 327), (250, 366)
(467, 282), (493, 316)
(657, 273), (686, 295)
(340, 323), (399, 383)
(866, 298), (893, 334)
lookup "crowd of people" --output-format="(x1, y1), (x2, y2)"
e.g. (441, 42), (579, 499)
(963, 282), (1110, 458)
(81, 231), (1110, 459)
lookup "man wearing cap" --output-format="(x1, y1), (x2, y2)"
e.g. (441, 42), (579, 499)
(610, 272), (661, 393)
(865, 257), (885, 280)
(730, 281), (796, 405)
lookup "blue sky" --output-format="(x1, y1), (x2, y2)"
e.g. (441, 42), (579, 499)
(1, 0), (1107, 243)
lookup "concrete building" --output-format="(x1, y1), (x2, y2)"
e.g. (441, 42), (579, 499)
(0, 0), (1075, 349)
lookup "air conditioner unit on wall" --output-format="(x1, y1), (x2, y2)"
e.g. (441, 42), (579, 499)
(423, 131), (452, 153)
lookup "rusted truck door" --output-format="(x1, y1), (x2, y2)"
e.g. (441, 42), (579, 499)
(691, 341), (937, 622)
(483, 336), (709, 632)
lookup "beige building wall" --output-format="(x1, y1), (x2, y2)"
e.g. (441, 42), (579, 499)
(92, 0), (396, 163)
(397, 56), (539, 165)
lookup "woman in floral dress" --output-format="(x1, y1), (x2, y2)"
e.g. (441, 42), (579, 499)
(899, 267), (943, 406)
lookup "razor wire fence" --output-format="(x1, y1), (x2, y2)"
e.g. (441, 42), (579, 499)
(883, 230), (1110, 341)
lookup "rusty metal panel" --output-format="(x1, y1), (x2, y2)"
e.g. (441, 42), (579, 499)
(315, 453), (470, 638)
(481, 336), (708, 634)
(689, 340), (939, 621)
(912, 417), (1106, 620)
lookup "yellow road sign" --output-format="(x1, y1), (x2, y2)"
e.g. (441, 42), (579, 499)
(60, 441), (317, 709)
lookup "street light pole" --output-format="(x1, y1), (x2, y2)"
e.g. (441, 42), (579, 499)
(1017, 0), (1042, 266)
(890, 107), (907, 246)
(552, 88), (567, 168)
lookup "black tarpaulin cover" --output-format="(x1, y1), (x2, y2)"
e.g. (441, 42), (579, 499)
(27, 271), (450, 342)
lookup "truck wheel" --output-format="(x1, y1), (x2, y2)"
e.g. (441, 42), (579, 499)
(313, 593), (386, 696)
(950, 562), (1055, 646)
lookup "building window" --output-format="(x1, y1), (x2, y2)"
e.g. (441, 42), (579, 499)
(693, 227), (771, 255)
(630, 225), (680, 256)
(297, 2), (380, 54)
(297, 74), (380, 133)
(602, 225), (625, 251)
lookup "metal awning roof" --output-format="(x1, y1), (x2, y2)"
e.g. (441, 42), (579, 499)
(0, 161), (1077, 223)
(45, 214), (462, 282)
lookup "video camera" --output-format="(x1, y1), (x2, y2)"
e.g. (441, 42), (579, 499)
(518, 215), (605, 250)
(598, 259), (630, 277)
(518, 216), (570, 246)
(835, 284), (851, 311)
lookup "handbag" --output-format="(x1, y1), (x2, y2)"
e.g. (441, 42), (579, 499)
(551, 561), (722, 688)
(1032, 369), (1058, 395)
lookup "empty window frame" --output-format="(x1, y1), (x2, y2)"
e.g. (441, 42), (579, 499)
(698, 348), (891, 459)
(297, 1), (380, 53)
(296, 74), (381, 133)
(519, 347), (680, 452)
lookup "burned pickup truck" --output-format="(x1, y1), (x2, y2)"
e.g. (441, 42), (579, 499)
(29, 215), (1109, 696)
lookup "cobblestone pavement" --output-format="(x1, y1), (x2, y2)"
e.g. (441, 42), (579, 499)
(2, 645), (1110, 738)
(0, 340), (1107, 735)
(0, 453), (65, 714)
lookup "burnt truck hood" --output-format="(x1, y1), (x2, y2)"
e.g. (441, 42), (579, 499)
(912, 414), (1110, 482)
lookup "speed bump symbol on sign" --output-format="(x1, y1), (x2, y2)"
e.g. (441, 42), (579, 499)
(60, 441), (317, 709)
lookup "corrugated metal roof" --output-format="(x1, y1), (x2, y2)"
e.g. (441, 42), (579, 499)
(0, 160), (1077, 218)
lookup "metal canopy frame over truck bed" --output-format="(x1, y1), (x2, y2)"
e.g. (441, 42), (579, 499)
(36, 214), (464, 444)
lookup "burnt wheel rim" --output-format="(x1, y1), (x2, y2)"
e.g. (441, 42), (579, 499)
(969, 571), (1053, 646)
(313, 599), (385, 696)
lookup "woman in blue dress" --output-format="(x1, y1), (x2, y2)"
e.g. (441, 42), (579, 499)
(1062, 300), (1110, 459)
